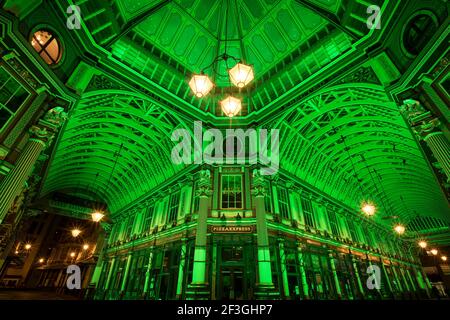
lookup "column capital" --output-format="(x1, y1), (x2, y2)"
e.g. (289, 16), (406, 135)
(413, 118), (441, 140)
(196, 169), (212, 198)
(251, 169), (266, 197)
(29, 107), (68, 146)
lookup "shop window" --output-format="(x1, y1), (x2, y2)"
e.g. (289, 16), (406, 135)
(30, 29), (62, 65)
(221, 174), (243, 209)
(0, 67), (30, 132)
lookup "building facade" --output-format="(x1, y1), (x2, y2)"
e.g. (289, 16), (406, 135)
(93, 166), (430, 300)
(0, 0), (449, 300)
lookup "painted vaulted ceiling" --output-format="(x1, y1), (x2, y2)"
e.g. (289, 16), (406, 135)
(36, 0), (450, 229)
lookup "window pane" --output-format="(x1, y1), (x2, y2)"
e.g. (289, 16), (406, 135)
(221, 174), (243, 209)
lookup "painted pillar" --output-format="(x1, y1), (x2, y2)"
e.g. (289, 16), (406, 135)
(390, 261), (403, 292)
(251, 170), (274, 289)
(278, 239), (290, 298)
(417, 267), (431, 297)
(0, 108), (66, 223)
(120, 254), (132, 294)
(89, 225), (110, 288)
(188, 169), (212, 299)
(0, 137), (44, 223)
(350, 255), (365, 298)
(328, 250), (342, 299)
(211, 243), (217, 300)
(402, 100), (450, 181)
(176, 239), (187, 299)
(143, 247), (154, 298)
(380, 259), (393, 296)
(297, 244), (309, 299)
(405, 268), (416, 292)
(424, 132), (450, 181)
(399, 267), (411, 292)
(104, 257), (116, 291)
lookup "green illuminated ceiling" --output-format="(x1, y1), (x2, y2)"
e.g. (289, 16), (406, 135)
(38, 0), (449, 228)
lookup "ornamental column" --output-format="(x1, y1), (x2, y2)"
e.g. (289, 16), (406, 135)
(176, 238), (188, 299)
(0, 107), (67, 223)
(297, 244), (310, 299)
(380, 258), (394, 297)
(142, 246), (155, 299)
(120, 254), (132, 297)
(251, 169), (276, 299)
(88, 223), (111, 299)
(187, 169), (212, 299)
(278, 239), (290, 299)
(350, 254), (365, 299)
(390, 260), (403, 293)
(402, 100), (450, 182)
(328, 250), (342, 299)
(104, 257), (117, 298)
(424, 132), (450, 181)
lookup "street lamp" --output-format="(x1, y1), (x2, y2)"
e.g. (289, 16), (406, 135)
(430, 249), (438, 256)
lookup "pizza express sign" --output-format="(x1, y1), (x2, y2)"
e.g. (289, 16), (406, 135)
(210, 225), (254, 234)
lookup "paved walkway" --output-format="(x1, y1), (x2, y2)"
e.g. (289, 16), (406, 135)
(0, 289), (81, 300)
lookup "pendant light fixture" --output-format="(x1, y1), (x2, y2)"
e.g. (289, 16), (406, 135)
(220, 96), (242, 118)
(189, 73), (214, 98)
(228, 62), (254, 88)
(188, 0), (253, 117)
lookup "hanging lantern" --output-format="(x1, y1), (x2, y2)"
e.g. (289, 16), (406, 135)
(393, 224), (405, 235)
(189, 74), (214, 98)
(220, 96), (241, 117)
(71, 228), (82, 238)
(228, 63), (254, 88)
(418, 240), (427, 249)
(91, 211), (105, 222)
(361, 201), (376, 216)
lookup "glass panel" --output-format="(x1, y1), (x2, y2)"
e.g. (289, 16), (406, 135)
(221, 174), (243, 209)
(0, 67), (30, 132)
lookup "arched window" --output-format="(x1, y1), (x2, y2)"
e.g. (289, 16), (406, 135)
(403, 12), (439, 56)
(30, 30), (62, 65)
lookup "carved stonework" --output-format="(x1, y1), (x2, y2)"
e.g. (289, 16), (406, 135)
(401, 99), (441, 140)
(2, 52), (40, 90)
(414, 118), (441, 139)
(87, 75), (124, 91)
(30, 107), (68, 147)
(251, 169), (266, 197)
(336, 66), (380, 85)
(101, 222), (113, 235)
(196, 169), (212, 198)
(401, 99), (428, 121)
(42, 106), (67, 126)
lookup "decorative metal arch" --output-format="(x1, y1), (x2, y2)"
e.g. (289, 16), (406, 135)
(42, 90), (192, 213)
(272, 83), (450, 224)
